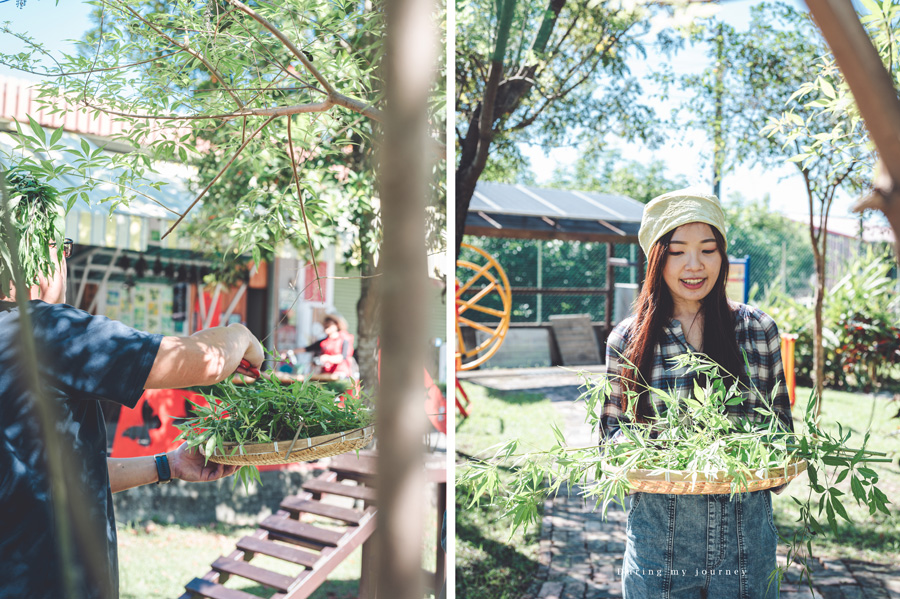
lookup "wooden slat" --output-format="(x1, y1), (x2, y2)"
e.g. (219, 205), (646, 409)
(330, 452), (377, 473)
(328, 461), (375, 487)
(260, 515), (344, 547)
(280, 498), (365, 525)
(302, 478), (377, 503)
(277, 508), (377, 599)
(184, 578), (258, 599)
(236, 537), (319, 569)
(211, 557), (295, 593)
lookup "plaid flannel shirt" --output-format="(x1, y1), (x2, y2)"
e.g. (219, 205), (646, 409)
(600, 302), (794, 441)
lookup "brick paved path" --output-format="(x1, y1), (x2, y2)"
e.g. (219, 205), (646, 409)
(459, 367), (900, 599)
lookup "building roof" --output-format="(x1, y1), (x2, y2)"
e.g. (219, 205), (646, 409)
(465, 181), (644, 243)
(783, 213), (896, 244)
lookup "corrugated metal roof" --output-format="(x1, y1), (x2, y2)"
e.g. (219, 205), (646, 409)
(466, 181), (644, 242)
(471, 181), (644, 222)
(0, 75), (129, 138)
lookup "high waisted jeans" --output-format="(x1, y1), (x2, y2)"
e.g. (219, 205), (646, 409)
(622, 491), (779, 599)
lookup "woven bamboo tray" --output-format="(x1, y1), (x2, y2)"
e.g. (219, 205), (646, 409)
(204, 426), (375, 466)
(607, 459), (807, 495)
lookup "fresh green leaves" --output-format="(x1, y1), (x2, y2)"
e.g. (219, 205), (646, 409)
(175, 372), (373, 488)
(0, 166), (65, 297)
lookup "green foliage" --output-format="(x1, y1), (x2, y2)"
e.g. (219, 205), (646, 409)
(0, 166), (65, 297)
(455, 383), (558, 599)
(672, 3), (824, 174)
(760, 248), (900, 390)
(457, 353), (892, 591)
(456, 0), (686, 177)
(551, 149), (689, 203)
(0, 0), (394, 268)
(176, 372), (372, 486)
(724, 193), (815, 299)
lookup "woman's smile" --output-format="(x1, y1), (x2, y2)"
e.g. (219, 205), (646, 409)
(679, 277), (707, 290)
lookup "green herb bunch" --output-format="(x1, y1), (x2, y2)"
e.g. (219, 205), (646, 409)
(0, 166), (65, 298)
(458, 352), (892, 591)
(176, 374), (373, 488)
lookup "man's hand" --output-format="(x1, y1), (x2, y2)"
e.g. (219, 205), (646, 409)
(168, 442), (238, 483)
(232, 323), (264, 370)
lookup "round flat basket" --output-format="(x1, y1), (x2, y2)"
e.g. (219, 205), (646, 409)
(205, 426), (375, 466)
(608, 459), (807, 495)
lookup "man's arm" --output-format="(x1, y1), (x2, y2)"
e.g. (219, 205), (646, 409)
(144, 323), (264, 389)
(107, 443), (238, 493)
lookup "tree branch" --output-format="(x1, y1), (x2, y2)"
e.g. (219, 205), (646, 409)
(286, 115), (323, 300)
(162, 116), (276, 239)
(223, 0), (335, 95)
(111, 0), (246, 110)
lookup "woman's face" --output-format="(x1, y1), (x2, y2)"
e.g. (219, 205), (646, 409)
(661, 222), (722, 310)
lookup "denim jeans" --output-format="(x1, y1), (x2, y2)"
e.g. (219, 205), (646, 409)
(622, 491), (779, 599)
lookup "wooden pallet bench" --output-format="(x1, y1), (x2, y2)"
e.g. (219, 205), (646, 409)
(177, 462), (377, 599)
(177, 450), (445, 599)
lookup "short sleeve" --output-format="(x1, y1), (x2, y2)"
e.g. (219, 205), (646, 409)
(29, 301), (163, 409)
(600, 319), (633, 441)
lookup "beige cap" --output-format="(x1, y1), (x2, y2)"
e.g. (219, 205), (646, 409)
(638, 188), (728, 256)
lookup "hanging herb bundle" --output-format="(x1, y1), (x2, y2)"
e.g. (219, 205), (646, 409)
(176, 374), (373, 489)
(0, 167), (65, 298)
(458, 352), (892, 591)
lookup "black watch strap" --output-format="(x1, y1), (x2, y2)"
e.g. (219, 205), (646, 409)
(154, 453), (172, 485)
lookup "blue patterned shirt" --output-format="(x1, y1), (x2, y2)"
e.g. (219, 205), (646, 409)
(601, 302), (794, 440)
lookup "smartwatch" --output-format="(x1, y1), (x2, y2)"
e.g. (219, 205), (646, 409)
(154, 453), (172, 485)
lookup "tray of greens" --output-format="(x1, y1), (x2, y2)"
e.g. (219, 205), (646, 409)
(176, 373), (374, 468)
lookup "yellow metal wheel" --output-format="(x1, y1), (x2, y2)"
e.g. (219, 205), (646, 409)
(455, 243), (512, 371)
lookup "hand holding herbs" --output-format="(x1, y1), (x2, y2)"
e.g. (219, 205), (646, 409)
(458, 353), (892, 588)
(176, 373), (373, 489)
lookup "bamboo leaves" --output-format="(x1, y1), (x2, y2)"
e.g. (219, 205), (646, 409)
(175, 372), (372, 488)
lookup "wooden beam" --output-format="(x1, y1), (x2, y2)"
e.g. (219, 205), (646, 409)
(464, 226), (638, 245)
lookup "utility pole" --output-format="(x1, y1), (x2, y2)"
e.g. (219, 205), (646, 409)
(713, 23), (725, 198)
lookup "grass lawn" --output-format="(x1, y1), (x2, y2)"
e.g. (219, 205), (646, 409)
(117, 488), (439, 598)
(455, 381), (561, 599)
(117, 520), (363, 599)
(773, 386), (900, 563)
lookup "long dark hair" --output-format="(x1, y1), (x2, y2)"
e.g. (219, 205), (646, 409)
(620, 226), (743, 422)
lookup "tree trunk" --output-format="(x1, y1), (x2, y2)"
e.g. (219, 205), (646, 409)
(812, 241), (825, 420)
(454, 0), (567, 258)
(356, 255), (379, 395)
(376, 0), (434, 596)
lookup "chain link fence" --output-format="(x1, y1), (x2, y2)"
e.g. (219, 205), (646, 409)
(458, 239), (640, 326)
(459, 225), (888, 328)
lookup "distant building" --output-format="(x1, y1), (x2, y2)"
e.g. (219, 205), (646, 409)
(783, 212), (895, 290)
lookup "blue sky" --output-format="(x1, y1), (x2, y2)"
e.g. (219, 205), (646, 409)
(0, 1), (94, 79)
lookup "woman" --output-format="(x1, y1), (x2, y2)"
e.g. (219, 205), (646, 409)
(288, 314), (356, 378)
(601, 189), (794, 599)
